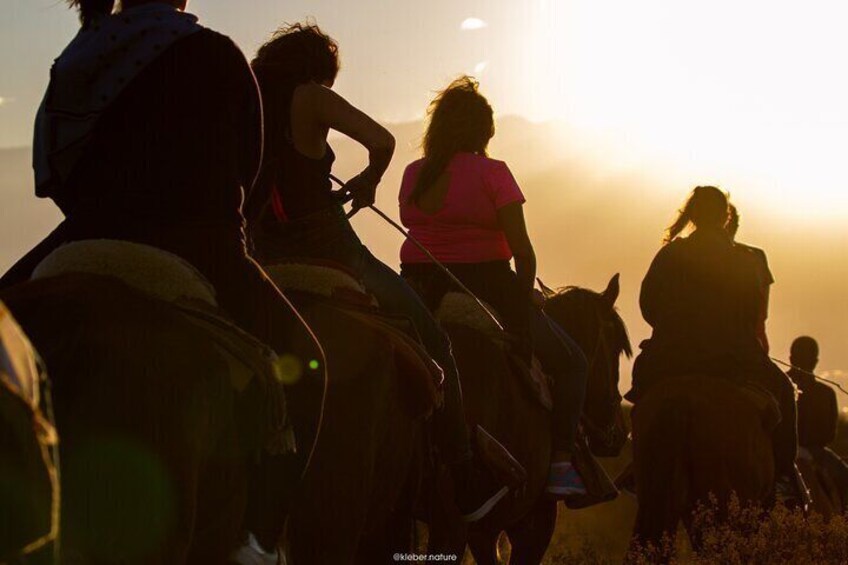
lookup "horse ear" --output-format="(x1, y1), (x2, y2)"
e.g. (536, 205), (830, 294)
(602, 274), (620, 306)
(537, 277), (556, 299)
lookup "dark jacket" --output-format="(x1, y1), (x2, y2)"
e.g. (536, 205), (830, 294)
(735, 242), (774, 351)
(630, 229), (766, 397)
(3, 28), (262, 287)
(56, 28), (261, 247)
(789, 368), (838, 449)
(0, 29), (315, 360)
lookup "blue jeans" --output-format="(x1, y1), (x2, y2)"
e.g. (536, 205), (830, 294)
(252, 206), (471, 463)
(401, 260), (589, 453)
(531, 309), (588, 451)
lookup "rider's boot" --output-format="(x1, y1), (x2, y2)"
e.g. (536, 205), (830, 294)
(546, 458), (588, 498)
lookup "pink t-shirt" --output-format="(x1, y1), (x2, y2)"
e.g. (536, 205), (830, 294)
(399, 153), (526, 264)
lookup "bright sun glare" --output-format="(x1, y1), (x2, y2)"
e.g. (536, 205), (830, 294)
(521, 0), (848, 221)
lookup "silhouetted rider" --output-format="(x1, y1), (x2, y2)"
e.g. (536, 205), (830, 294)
(788, 336), (848, 506)
(628, 186), (799, 496)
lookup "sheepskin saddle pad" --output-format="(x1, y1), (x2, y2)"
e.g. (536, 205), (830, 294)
(29, 240), (290, 420)
(264, 260), (378, 308)
(32, 239), (217, 307)
(435, 292), (505, 341)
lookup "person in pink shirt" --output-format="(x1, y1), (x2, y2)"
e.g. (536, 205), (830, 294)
(400, 77), (589, 499)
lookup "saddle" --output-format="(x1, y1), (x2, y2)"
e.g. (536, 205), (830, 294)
(344, 307), (443, 418)
(30, 239), (294, 454)
(266, 259), (442, 418)
(32, 238), (217, 306)
(264, 259), (378, 308)
(435, 291), (553, 410)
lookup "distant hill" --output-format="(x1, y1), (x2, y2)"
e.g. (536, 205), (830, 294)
(2, 117), (846, 392)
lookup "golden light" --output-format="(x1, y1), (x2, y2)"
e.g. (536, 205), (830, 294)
(519, 0), (848, 223)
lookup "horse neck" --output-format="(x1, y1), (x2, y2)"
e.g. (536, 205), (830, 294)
(546, 300), (621, 428)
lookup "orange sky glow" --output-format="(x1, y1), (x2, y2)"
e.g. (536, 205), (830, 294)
(2, 0), (847, 392)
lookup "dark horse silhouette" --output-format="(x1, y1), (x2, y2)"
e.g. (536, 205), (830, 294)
(427, 274), (631, 564)
(261, 265), (439, 564)
(797, 448), (844, 521)
(0, 303), (58, 564)
(0, 242), (289, 564)
(629, 374), (776, 559)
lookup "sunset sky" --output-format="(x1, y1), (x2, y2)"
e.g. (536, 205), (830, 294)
(5, 1), (848, 219)
(2, 0), (847, 388)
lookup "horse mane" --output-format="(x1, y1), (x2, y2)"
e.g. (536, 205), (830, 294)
(547, 286), (633, 359)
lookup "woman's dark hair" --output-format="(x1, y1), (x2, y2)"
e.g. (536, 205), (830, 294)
(67, 0), (114, 23)
(68, 1), (180, 24)
(409, 76), (494, 204)
(251, 23), (339, 165)
(252, 23), (340, 88)
(245, 23), (339, 224)
(664, 185), (730, 244)
(726, 203), (740, 239)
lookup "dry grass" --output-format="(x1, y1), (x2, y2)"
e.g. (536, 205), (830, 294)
(451, 415), (848, 563)
(629, 497), (848, 564)
(537, 495), (848, 565)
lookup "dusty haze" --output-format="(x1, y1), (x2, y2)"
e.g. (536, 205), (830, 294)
(2, 118), (846, 398)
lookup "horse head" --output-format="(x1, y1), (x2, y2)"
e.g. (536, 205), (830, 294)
(541, 274), (632, 457)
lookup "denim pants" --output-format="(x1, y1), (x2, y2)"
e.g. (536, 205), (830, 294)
(531, 309), (589, 452)
(401, 260), (589, 453)
(252, 206), (472, 463)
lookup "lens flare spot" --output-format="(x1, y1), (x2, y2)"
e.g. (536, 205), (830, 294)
(308, 359), (320, 371)
(460, 17), (487, 31)
(63, 436), (176, 561)
(274, 354), (303, 384)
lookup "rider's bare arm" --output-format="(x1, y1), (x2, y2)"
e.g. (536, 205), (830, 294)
(497, 202), (536, 296)
(306, 83), (395, 184)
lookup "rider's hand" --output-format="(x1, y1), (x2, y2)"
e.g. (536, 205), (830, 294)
(345, 171), (379, 213)
(530, 288), (546, 308)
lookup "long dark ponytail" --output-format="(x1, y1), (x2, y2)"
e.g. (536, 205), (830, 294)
(410, 76), (494, 204)
(67, 0), (115, 24)
(664, 185), (730, 244)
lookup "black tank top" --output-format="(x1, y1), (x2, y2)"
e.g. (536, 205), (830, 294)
(269, 136), (336, 222)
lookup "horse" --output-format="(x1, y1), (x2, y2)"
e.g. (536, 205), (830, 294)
(628, 373), (777, 558)
(797, 447), (846, 521)
(0, 302), (59, 564)
(261, 263), (440, 564)
(426, 274), (632, 564)
(0, 240), (291, 564)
